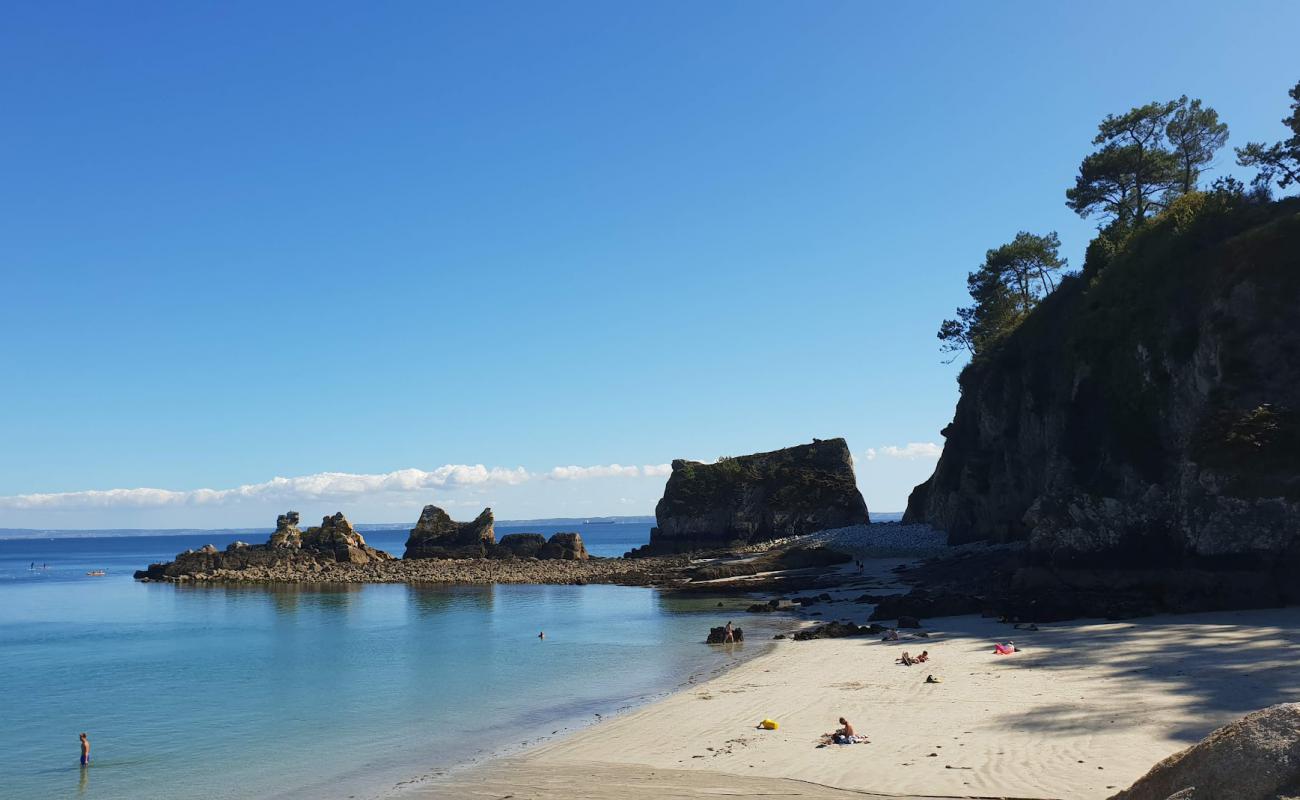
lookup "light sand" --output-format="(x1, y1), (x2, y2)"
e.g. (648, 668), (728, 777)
(419, 607), (1300, 800)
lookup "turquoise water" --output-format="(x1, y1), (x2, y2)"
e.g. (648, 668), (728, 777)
(0, 526), (776, 800)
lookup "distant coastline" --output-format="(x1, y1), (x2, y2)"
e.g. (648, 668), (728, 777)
(0, 515), (658, 540)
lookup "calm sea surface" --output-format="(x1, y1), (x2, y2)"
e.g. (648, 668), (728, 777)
(0, 523), (779, 800)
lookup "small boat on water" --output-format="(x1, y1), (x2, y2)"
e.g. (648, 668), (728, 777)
(85, 570), (106, 577)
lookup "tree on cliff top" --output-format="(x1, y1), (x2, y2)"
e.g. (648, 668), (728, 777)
(938, 231), (1066, 361)
(1236, 79), (1300, 192)
(1167, 96), (1229, 194)
(1067, 97), (1228, 225)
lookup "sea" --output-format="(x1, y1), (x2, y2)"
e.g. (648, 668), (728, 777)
(0, 521), (786, 800)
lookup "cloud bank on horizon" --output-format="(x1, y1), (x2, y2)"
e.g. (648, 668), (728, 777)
(0, 444), (940, 526)
(861, 442), (943, 461)
(0, 463), (671, 510)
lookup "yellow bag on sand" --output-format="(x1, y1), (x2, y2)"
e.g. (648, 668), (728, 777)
(759, 719), (779, 730)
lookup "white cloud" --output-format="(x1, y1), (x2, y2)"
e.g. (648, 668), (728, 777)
(547, 464), (641, 480)
(0, 461), (674, 512)
(641, 463), (672, 477)
(863, 442), (943, 461)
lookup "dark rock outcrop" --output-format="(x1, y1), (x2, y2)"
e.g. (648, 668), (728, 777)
(403, 506), (495, 559)
(134, 511), (392, 581)
(791, 621), (885, 641)
(630, 439), (869, 556)
(705, 626), (744, 644)
(496, 533), (548, 558)
(539, 532), (589, 561)
(494, 532), (590, 560)
(1110, 703), (1300, 800)
(868, 590), (987, 622)
(905, 200), (1300, 614)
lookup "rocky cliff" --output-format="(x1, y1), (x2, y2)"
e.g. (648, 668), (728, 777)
(134, 511), (392, 581)
(631, 438), (869, 556)
(905, 197), (1300, 611)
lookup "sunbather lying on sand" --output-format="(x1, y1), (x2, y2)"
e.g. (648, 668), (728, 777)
(897, 651), (916, 666)
(994, 641), (1018, 655)
(915, 650), (929, 663)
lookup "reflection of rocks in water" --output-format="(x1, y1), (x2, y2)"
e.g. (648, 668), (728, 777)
(173, 580), (366, 615)
(407, 584), (494, 617)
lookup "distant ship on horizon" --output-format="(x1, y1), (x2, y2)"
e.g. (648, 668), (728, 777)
(583, 518), (619, 525)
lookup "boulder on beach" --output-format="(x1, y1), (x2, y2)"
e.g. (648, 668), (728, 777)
(628, 438), (869, 557)
(404, 506), (496, 559)
(1109, 703), (1300, 800)
(791, 621), (885, 641)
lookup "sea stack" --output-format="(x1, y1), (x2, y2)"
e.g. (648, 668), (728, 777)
(403, 506), (496, 559)
(268, 511), (303, 548)
(630, 438), (869, 556)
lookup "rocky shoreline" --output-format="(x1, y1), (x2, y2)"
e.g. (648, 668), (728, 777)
(146, 551), (694, 586)
(136, 506), (694, 586)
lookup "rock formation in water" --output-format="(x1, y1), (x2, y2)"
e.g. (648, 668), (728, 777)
(538, 532), (588, 561)
(268, 511), (302, 548)
(403, 505), (590, 561)
(496, 533), (548, 558)
(1110, 703), (1300, 800)
(630, 438), (869, 556)
(300, 512), (382, 565)
(134, 511), (392, 581)
(403, 506), (496, 559)
(904, 197), (1300, 614)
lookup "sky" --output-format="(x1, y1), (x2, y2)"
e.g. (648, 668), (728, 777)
(1, 1), (1297, 529)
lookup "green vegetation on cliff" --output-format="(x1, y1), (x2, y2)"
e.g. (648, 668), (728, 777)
(910, 81), (1300, 563)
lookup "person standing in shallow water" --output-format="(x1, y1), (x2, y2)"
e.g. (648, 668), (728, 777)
(79, 733), (90, 767)
(723, 621), (735, 643)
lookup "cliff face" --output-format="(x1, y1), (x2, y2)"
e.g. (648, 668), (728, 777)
(633, 438), (869, 555)
(905, 200), (1300, 603)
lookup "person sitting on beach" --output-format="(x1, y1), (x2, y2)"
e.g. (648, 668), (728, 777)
(915, 650), (929, 663)
(881, 629), (899, 642)
(829, 717), (858, 744)
(897, 651), (915, 666)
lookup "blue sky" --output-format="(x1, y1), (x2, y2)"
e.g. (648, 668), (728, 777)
(2, 2), (1297, 528)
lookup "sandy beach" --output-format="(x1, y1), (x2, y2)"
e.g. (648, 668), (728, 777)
(418, 606), (1300, 800)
